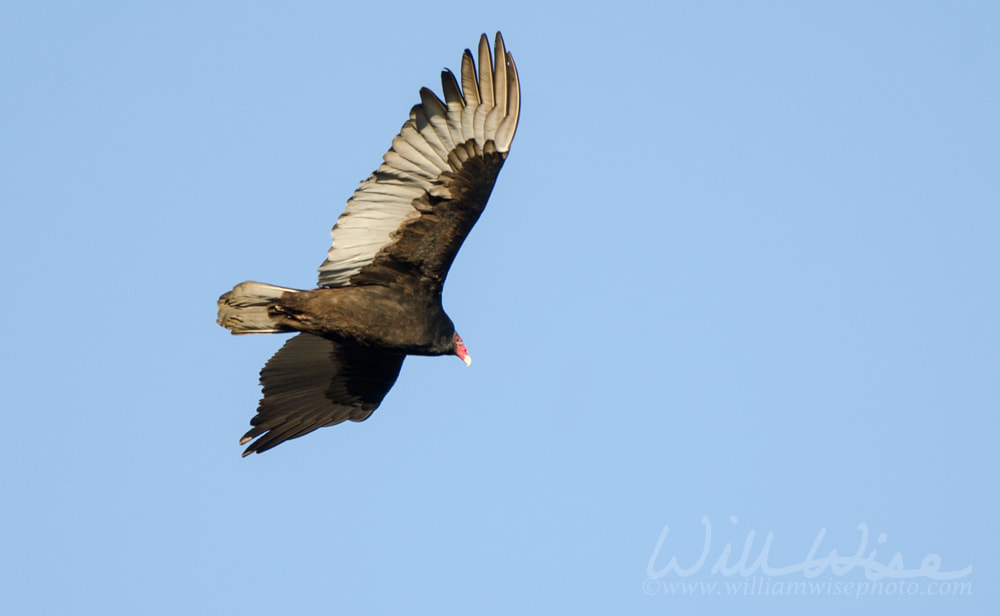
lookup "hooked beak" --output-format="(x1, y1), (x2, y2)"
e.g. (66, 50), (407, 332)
(454, 333), (472, 367)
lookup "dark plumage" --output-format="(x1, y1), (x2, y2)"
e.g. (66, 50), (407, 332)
(217, 33), (520, 456)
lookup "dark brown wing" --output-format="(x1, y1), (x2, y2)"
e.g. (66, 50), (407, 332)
(239, 333), (404, 456)
(348, 142), (507, 287)
(317, 32), (520, 289)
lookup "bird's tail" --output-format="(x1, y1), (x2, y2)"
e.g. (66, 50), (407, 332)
(217, 281), (300, 335)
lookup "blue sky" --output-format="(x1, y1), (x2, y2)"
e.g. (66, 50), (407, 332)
(1, 1), (995, 613)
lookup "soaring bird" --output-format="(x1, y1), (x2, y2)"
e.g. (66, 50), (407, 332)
(217, 33), (520, 456)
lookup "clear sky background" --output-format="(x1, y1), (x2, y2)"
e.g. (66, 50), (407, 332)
(1, 2), (995, 614)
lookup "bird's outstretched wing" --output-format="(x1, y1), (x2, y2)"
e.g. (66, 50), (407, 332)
(240, 333), (405, 456)
(317, 32), (520, 289)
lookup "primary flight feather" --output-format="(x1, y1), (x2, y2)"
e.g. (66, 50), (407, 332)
(217, 33), (520, 456)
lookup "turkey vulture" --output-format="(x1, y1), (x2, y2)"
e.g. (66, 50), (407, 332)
(217, 33), (520, 456)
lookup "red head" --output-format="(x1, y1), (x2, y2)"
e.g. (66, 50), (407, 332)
(453, 332), (471, 366)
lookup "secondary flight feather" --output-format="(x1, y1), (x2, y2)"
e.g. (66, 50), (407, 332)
(217, 32), (520, 456)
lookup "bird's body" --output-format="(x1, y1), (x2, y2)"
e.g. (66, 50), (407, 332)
(220, 280), (455, 355)
(217, 33), (519, 455)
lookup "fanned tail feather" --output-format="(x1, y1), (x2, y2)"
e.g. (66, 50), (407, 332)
(217, 281), (299, 335)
